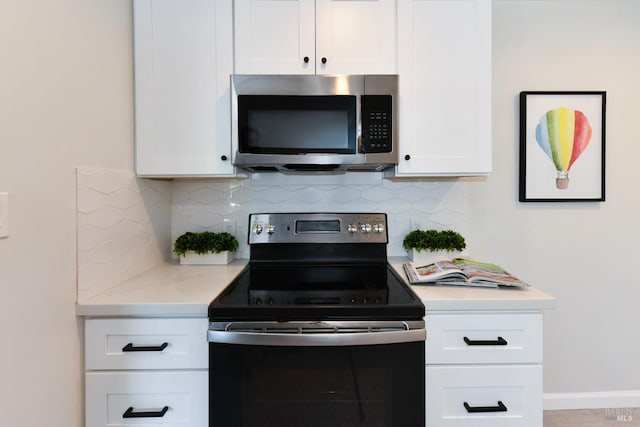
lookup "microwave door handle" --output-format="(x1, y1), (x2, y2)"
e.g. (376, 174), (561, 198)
(207, 328), (425, 347)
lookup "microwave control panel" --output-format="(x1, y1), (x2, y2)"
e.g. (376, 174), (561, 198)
(361, 95), (393, 153)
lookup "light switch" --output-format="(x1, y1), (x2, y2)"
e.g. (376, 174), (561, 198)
(0, 193), (8, 238)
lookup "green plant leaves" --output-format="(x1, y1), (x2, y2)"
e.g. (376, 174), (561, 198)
(402, 229), (466, 252)
(173, 231), (239, 257)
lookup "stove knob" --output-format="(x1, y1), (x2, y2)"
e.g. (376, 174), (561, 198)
(347, 223), (358, 233)
(267, 298), (275, 305)
(253, 224), (263, 235)
(360, 223), (372, 233)
(252, 297), (263, 305)
(266, 224), (276, 234)
(373, 223), (385, 233)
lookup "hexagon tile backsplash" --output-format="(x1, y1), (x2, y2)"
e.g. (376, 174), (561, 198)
(172, 175), (470, 259)
(77, 167), (171, 300)
(77, 168), (469, 298)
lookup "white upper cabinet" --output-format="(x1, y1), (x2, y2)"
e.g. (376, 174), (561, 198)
(132, 0), (490, 177)
(134, 0), (235, 177)
(234, 0), (315, 74)
(315, 0), (396, 75)
(234, 0), (397, 75)
(394, 0), (492, 176)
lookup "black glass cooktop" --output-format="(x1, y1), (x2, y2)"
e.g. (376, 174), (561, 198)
(209, 262), (424, 322)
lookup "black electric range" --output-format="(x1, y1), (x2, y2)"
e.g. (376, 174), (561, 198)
(208, 212), (424, 322)
(207, 213), (426, 427)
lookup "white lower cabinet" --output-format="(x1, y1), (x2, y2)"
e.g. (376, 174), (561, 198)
(426, 311), (544, 427)
(85, 318), (208, 370)
(86, 371), (208, 427)
(427, 312), (542, 365)
(84, 318), (208, 427)
(427, 365), (542, 427)
(83, 310), (546, 426)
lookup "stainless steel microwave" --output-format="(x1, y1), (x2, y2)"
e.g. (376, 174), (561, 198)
(231, 74), (398, 172)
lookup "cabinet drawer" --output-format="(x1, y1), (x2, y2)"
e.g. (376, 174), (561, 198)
(85, 318), (208, 370)
(86, 371), (207, 427)
(426, 365), (542, 427)
(426, 312), (542, 364)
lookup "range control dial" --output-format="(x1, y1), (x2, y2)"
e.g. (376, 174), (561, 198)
(372, 223), (385, 233)
(359, 223), (372, 233)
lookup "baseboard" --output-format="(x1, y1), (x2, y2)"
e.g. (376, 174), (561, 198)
(544, 391), (640, 410)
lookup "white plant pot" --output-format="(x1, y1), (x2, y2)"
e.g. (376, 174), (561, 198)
(179, 251), (234, 265)
(408, 249), (461, 266)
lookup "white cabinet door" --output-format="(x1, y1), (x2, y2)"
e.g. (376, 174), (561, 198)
(315, 0), (396, 75)
(426, 312), (543, 365)
(395, 0), (491, 176)
(86, 371), (208, 427)
(234, 0), (316, 74)
(85, 318), (208, 370)
(134, 0), (235, 177)
(426, 365), (542, 427)
(234, 0), (396, 75)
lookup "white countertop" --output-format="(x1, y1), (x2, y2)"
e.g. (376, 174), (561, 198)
(388, 258), (556, 312)
(76, 260), (248, 317)
(76, 258), (555, 317)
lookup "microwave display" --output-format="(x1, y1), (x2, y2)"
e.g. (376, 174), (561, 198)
(238, 95), (356, 154)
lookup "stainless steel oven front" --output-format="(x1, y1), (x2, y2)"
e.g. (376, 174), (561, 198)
(208, 320), (425, 427)
(207, 213), (425, 427)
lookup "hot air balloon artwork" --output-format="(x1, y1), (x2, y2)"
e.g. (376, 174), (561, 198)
(535, 107), (592, 190)
(519, 91), (606, 202)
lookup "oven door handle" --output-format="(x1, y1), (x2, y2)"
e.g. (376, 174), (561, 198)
(207, 328), (425, 347)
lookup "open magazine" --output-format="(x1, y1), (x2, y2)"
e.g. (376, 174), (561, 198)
(403, 258), (528, 288)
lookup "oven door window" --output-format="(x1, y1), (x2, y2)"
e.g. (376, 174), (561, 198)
(210, 342), (424, 427)
(237, 95), (357, 154)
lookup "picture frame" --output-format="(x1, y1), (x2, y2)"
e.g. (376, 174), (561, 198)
(519, 91), (606, 202)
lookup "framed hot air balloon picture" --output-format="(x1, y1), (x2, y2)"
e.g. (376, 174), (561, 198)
(519, 91), (606, 202)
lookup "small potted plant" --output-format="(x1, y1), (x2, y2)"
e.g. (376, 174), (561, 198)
(173, 231), (239, 265)
(402, 229), (466, 265)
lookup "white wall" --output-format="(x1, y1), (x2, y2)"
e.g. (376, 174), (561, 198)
(0, 1), (133, 425)
(471, 0), (640, 404)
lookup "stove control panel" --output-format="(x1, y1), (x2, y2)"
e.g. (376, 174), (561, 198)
(248, 213), (388, 244)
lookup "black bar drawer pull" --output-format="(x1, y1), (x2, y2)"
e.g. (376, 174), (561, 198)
(464, 400), (507, 413)
(122, 342), (168, 352)
(463, 336), (507, 346)
(123, 406), (169, 418)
